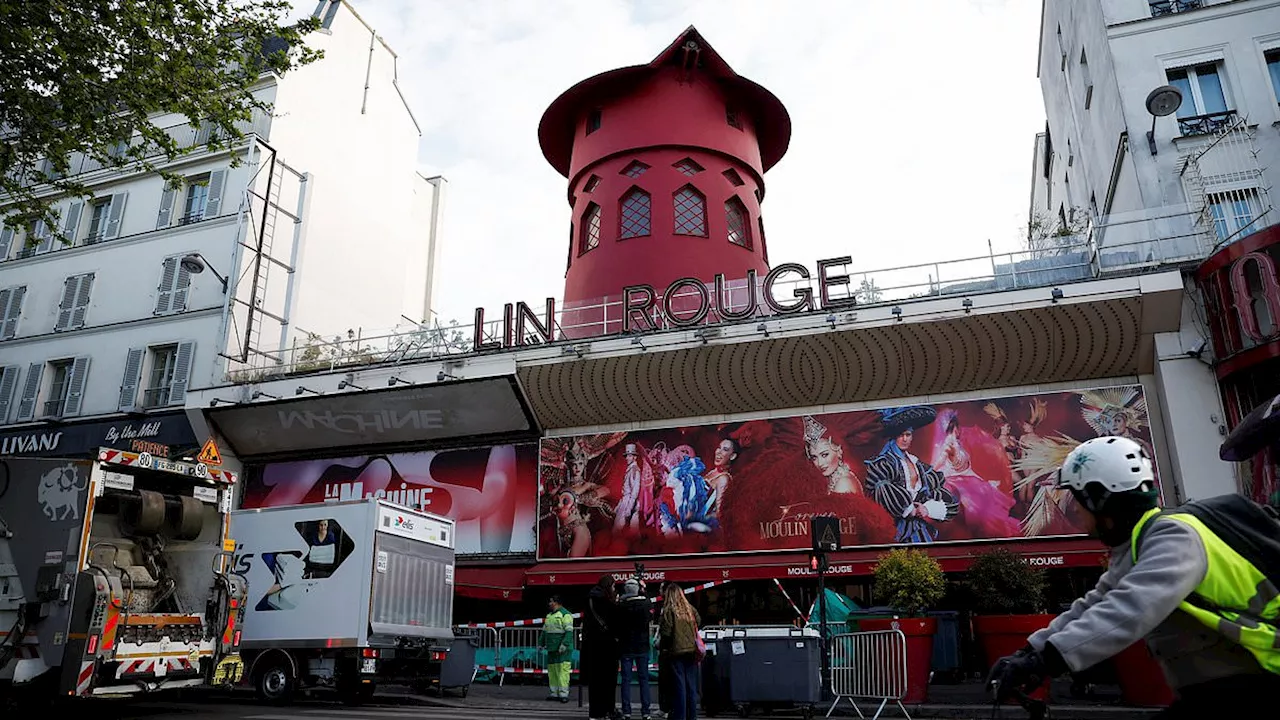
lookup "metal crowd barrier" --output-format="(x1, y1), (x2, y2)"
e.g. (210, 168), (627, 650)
(488, 626), (584, 685)
(827, 630), (911, 720)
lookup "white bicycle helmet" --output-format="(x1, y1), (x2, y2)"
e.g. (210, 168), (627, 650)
(1057, 436), (1159, 518)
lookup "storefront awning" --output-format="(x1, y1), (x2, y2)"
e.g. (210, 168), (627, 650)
(456, 565), (530, 601)
(523, 538), (1106, 586)
(197, 376), (539, 460)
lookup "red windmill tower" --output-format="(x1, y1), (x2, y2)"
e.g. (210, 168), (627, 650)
(538, 26), (792, 338)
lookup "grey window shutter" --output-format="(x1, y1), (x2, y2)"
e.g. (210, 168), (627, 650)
(171, 260), (192, 311)
(0, 225), (14, 259)
(205, 169), (227, 217)
(34, 218), (54, 253)
(0, 365), (18, 423)
(61, 357), (91, 417)
(15, 362), (43, 422)
(70, 274), (94, 328)
(55, 276), (78, 330)
(169, 341), (195, 406)
(118, 347), (145, 410)
(62, 200), (83, 245)
(104, 192), (128, 239)
(157, 185), (177, 228)
(155, 257), (178, 314)
(1, 286), (24, 339)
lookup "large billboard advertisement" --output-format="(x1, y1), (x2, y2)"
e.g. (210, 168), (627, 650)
(537, 385), (1158, 560)
(242, 443), (539, 556)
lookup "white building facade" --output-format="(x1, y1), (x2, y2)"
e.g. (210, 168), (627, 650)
(0, 0), (444, 457)
(1031, 0), (1280, 502)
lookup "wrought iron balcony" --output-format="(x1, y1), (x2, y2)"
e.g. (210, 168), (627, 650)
(142, 387), (173, 408)
(41, 398), (66, 418)
(1149, 0), (1202, 17)
(1178, 110), (1237, 137)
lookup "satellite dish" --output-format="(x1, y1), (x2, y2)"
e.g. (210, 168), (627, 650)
(179, 254), (207, 275)
(1145, 85), (1183, 117)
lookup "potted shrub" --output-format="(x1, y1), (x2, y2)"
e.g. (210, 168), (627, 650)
(966, 549), (1054, 700)
(861, 548), (947, 704)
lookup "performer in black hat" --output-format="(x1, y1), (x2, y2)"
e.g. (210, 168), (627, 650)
(864, 405), (959, 543)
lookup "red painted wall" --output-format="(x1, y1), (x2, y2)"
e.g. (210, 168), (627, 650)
(558, 67), (777, 334)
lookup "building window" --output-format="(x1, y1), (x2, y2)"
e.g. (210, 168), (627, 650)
(1149, 0), (1202, 17)
(86, 197), (112, 243)
(0, 223), (13, 261)
(725, 197), (750, 248)
(580, 203), (602, 255)
(143, 345), (179, 408)
(586, 109), (602, 136)
(726, 107), (743, 130)
(44, 359), (75, 418)
(722, 169), (745, 187)
(55, 273), (94, 331)
(673, 158), (704, 176)
(1266, 49), (1280, 106)
(1208, 190), (1264, 243)
(620, 160), (649, 179)
(618, 188), (652, 240)
(583, 175), (601, 193)
(1080, 49), (1093, 109)
(758, 217), (767, 263)
(1166, 62), (1233, 135)
(156, 170), (225, 228)
(0, 285), (25, 340)
(673, 185), (707, 237)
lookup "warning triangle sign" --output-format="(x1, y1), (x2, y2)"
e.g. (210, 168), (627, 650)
(819, 524), (838, 548)
(197, 438), (223, 466)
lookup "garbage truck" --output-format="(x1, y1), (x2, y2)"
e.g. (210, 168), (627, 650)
(0, 449), (248, 701)
(229, 498), (455, 702)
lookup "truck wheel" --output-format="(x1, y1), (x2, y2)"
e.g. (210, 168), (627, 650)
(255, 661), (295, 704)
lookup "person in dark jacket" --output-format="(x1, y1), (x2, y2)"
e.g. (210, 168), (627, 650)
(583, 575), (621, 720)
(617, 579), (654, 720)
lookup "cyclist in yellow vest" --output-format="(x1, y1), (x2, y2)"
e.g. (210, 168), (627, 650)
(986, 434), (1279, 717)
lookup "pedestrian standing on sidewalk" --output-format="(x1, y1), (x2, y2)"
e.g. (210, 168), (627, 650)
(583, 575), (621, 720)
(658, 583), (702, 720)
(543, 595), (575, 703)
(617, 579), (654, 720)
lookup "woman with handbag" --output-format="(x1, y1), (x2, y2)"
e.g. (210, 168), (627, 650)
(658, 583), (703, 720)
(583, 575), (621, 720)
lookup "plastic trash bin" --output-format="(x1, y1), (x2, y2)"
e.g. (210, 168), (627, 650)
(437, 636), (477, 697)
(713, 626), (821, 718)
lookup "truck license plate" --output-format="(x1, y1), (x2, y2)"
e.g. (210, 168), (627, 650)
(361, 659), (377, 674)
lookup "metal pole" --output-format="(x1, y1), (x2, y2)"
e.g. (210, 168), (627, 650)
(818, 557), (830, 698)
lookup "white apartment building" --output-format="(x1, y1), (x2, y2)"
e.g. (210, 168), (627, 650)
(1029, 0), (1280, 499)
(0, 0), (444, 456)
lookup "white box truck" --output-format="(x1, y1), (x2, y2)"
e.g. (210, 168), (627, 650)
(229, 498), (455, 703)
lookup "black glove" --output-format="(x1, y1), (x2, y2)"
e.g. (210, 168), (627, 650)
(985, 645), (1047, 703)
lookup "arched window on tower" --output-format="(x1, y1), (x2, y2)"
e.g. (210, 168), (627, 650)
(725, 197), (750, 248)
(619, 187), (652, 239)
(673, 185), (707, 237)
(580, 202), (601, 255)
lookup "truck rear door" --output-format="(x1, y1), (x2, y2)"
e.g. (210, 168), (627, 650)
(368, 508), (454, 642)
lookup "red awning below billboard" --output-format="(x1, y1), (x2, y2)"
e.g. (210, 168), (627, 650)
(456, 566), (529, 601)
(524, 538), (1107, 587)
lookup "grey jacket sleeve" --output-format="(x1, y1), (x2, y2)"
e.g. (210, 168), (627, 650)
(1028, 556), (1124, 650)
(1029, 518), (1208, 673)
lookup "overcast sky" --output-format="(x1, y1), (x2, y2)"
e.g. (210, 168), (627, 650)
(308, 0), (1046, 324)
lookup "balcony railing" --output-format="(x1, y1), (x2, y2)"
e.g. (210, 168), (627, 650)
(41, 398), (66, 418)
(222, 214), (1235, 383)
(1178, 110), (1237, 138)
(1149, 0), (1202, 17)
(142, 387), (172, 409)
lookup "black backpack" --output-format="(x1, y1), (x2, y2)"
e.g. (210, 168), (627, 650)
(1139, 494), (1280, 584)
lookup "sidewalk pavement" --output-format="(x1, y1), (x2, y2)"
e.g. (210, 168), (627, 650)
(372, 677), (1165, 719)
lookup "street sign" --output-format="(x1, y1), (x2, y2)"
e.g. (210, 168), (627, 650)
(197, 438), (223, 466)
(811, 516), (841, 553)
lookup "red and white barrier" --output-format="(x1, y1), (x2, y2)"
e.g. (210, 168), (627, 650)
(457, 579), (732, 629)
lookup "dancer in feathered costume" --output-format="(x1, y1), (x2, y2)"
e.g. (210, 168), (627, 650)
(1079, 387), (1153, 459)
(657, 455), (717, 535)
(538, 433), (627, 556)
(931, 409), (1021, 539)
(1011, 398), (1086, 537)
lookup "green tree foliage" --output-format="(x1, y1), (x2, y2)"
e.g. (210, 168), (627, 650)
(872, 547), (946, 616)
(965, 548), (1048, 615)
(0, 0), (322, 241)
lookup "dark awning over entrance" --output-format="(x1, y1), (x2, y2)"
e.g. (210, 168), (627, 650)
(201, 376), (539, 460)
(523, 537), (1106, 586)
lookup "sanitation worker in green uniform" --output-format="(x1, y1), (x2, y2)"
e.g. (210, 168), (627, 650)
(543, 595), (575, 702)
